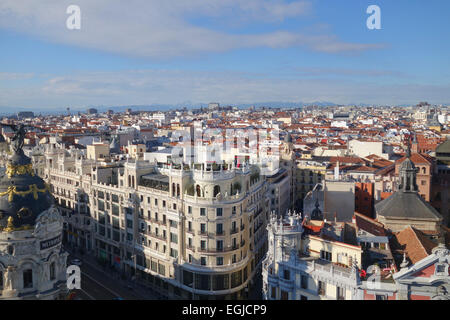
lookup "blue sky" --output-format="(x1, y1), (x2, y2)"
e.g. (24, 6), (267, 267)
(0, 0), (449, 111)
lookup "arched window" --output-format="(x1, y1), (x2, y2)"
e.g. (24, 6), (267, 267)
(172, 183), (176, 196)
(422, 167), (426, 174)
(23, 269), (33, 289)
(213, 185), (221, 197)
(177, 184), (180, 197)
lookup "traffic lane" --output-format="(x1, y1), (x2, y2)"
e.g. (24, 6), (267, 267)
(81, 271), (117, 300)
(80, 260), (148, 300)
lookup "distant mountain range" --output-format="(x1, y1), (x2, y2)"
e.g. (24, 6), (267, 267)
(1, 101), (445, 116)
(1, 102), (333, 115)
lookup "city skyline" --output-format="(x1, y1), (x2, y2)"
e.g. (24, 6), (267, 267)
(1, 0), (450, 110)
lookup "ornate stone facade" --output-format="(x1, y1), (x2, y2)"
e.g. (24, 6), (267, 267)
(0, 126), (67, 300)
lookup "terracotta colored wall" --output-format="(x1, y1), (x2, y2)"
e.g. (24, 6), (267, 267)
(355, 182), (374, 218)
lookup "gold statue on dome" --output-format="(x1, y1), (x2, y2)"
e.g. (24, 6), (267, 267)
(4, 216), (15, 232)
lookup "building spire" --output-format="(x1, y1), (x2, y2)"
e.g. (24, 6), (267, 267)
(398, 139), (419, 192)
(405, 142), (411, 159)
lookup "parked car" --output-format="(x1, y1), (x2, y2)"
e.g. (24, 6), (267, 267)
(71, 259), (82, 266)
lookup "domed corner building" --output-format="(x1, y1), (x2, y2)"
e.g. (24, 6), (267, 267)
(375, 148), (443, 234)
(0, 141), (68, 300)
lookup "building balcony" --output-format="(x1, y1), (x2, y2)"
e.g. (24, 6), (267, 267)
(230, 228), (239, 235)
(149, 233), (166, 241)
(197, 245), (240, 254)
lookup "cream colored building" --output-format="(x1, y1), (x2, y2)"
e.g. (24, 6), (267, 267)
(43, 142), (271, 299)
(87, 143), (110, 161)
(125, 142), (146, 160)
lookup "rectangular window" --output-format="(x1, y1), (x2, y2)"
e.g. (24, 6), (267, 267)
(216, 223), (223, 235)
(169, 220), (177, 228)
(99, 213), (106, 225)
(112, 217), (120, 229)
(320, 250), (332, 261)
(216, 208), (223, 217)
(200, 208), (206, 216)
(271, 287), (276, 299)
(126, 219), (133, 228)
(337, 287), (345, 300)
(212, 274), (229, 291)
(188, 206), (192, 214)
(216, 240), (223, 251)
(170, 248), (178, 258)
(195, 274), (210, 290)
(318, 281), (326, 296)
(283, 269), (290, 280)
(231, 270), (242, 288)
(301, 275), (308, 289)
(50, 263), (56, 281)
(112, 204), (119, 216)
(200, 257), (207, 266)
(158, 263), (165, 276)
(170, 232), (178, 244)
(216, 257), (224, 266)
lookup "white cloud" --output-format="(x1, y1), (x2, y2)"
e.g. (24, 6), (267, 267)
(0, 0), (383, 58)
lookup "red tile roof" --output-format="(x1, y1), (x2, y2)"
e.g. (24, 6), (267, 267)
(393, 226), (438, 264)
